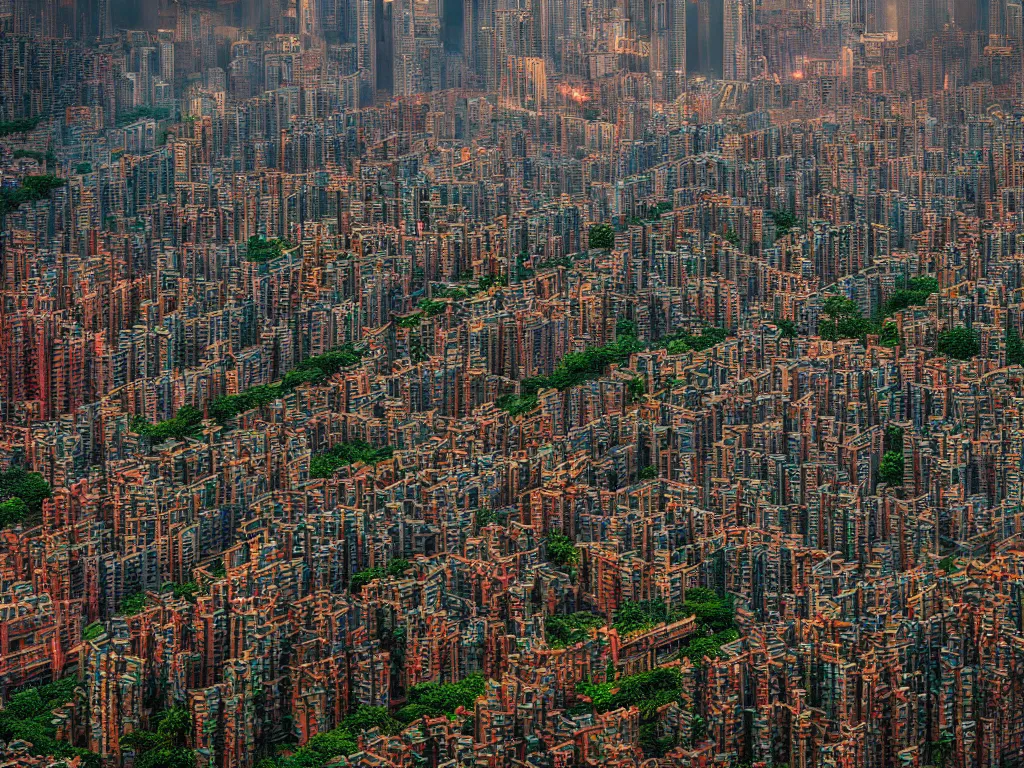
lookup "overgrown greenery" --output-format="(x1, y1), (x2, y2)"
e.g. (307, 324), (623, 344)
(775, 318), (798, 338)
(13, 149), (55, 165)
(614, 589), (735, 647)
(880, 276), (938, 317)
(498, 335), (642, 416)
(656, 326), (729, 355)
(770, 209), (800, 236)
(638, 465), (658, 480)
(349, 559), (410, 593)
(0, 677), (99, 767)
(937, 327), (980, 361)
(0, 174), (65, 218)
(120, 592), (148, 615)
(545, 612), (605, 648)
(310, 440), (394, 478)
(879, 320), (900, 348)
(121, 706), (197, 768)
(245, 235), (293, 263)
(0, 117), (41, 136)
(819, 295), (872, 341)
(394, 673), (486, 723)
(1008, 324), (1024, 367)
(588, 223), (614, 249)
(0, 466), (52, 528)
(545, 532), (580, 571)
(724, 229), (740, 246)
(210, 345), (367, 424)
(116, 106), (171, 127)
(878, 426), (904, 487)
(131, 405), (203, 443)
(82, 622), (104, 642)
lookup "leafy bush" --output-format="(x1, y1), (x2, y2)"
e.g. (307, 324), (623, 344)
(0, 677), (99, 767)
(0, 174), (65, 218)
(310, 440), (394, 478)
(879, 450), (904, 486)
(937, 327), (979, 360)
(349, 559), (410, 594)
(132, 405), (203, 443)
(545, 532), (580, 570)
(395, 674), (486, 723)
(881, 276), (937, 317)
(657, 326), (728, 355)
(588, 224), (614, 249)
(770, 209), (800, 236)
(0, 466), (51, 524)
(0, 118), (42, 136)
(120, 592), (148, 615)
(245, 235), (293, 263)
(638, 465), (658, 480)
(819, 295), (872, 341)
(545, 612), (605, 648)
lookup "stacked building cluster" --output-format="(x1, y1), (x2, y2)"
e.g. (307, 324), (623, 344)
(3, 1), (1024, 768)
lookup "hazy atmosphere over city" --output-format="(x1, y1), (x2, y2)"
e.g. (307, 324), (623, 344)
(0, 0), (1022, 767)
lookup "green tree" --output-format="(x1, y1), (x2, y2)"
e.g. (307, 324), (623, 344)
(1007, 324), (1024, 366)
(546, 532), (580, 570)
(588, 223), (614, 249)
(638, 465), (658, 480)
(724, 228), (740, 246)
(819, 295), (871, 341)
(879, 451), (904, 487)
(879, 321), (900, 348)
(937, 327), (980, 360)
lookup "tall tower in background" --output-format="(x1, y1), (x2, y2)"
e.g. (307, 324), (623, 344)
(722, 0), (751, 80)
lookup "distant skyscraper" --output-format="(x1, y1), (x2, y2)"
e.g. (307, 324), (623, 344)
(722, 0), (751, 80)
(357, 0), (377, 103)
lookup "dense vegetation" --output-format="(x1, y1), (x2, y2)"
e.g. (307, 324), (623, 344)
(310, 440), (394, 479)
(257, 706), (405, 768)
(120, 706), (194, 768)
(120, 592), (148, 615)
(394, 673), (486, 723)
(545, 612), (605, 648)
(245, 235), (294, 263)
(613, 590), (737, 664)
(349, 559), (410, 593)
(880, 276), (938, 317)
(545, 532), (581, 572)
(209, 344), (367, 424)
(0, 117), (41, 136)
(0, 174), (65, 218)
(878, 425), (905, 487)
(13, 148), (55, 165)
(0, 466), (52, 529)
(0, 677), (99, 767)
(1008, 325), (1024, 367)
(937, 327), (980, 361)
(116, 106), (171, 126)
(131, 405), (204, 444)
(656, 326), (729, 355)
(588, 223), (614, 249)
(497, 335), (641, 416)
(770, 209), (800, 236)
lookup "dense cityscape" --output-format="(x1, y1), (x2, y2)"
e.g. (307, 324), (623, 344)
(1, 0), (1024, 767)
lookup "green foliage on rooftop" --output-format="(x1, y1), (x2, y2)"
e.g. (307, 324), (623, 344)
(82, 622), (104, 642)
(0, 466), (52, 528)
(880, 320), (901, 348)
(394, 673), (486, 723)
(131, 405), (204, 443)
(588, 223), (614, 249)
(657, 326), (729, 355)
(349, 559), (410, 594)
(310, 440), (394, 479)
(545, 532), (580, 571)
(724, 228), (740, 246)
(0, 677), (99, 768)
(13, 149), (55, 165)
(937, 326), (980, 361)
(638, 465), (658, 480)
(245, 235), (294, 263)
(0, 117), (41, 136)
(545, 612), (605, 648)
(497, 335), (642, 417)
(881, 276), (938, 317)
(119, 591), (148, 615)
(0, 174), (65, 218)
(775, 318), (798, 338)
(614, 589), (735, 638)
(116, 106), (171, 127)
(210, 345), (367, 424)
